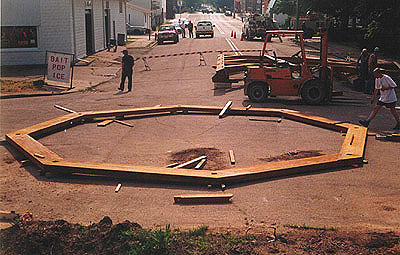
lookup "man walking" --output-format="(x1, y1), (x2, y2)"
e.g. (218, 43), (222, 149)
(359, 68), (400, 130)
(188, 20), (194, 38)
(119, 50), (134, 92)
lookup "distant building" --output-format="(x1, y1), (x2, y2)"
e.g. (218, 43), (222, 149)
(127, 0), (165, 30)
(126, 2), (151, 29)
(1, 0), (127, 66)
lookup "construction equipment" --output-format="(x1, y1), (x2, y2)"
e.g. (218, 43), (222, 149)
(242, 13), (276, 41)
(213, 29), (334, 105)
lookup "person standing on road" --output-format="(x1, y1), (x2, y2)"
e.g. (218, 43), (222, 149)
(180, 21), (186, 38)
(359, 68), (400, 130)
(118, 50), (134, 92)
(366, 47), (379, 94)
(356, 48), (369, 92)
(188, 21), (194, 38)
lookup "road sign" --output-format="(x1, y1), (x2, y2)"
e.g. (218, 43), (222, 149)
(177, 0), (182, 7)
(47, 51), (73, 83)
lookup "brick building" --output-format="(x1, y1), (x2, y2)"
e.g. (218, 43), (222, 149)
(1, 0), (127, 66)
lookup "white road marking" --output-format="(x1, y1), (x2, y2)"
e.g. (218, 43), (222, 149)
(214, 23), (225, 35)
(225, 38), (242, 55)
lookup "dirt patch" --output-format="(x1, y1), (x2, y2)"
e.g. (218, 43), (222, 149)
(1, 218), (399, 255)
(0, 79), (65, 94)
(259, 150), (324, 162)
(169, 148), (228, 170)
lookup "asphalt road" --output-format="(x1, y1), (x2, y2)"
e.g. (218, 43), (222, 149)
(1, 13), (399, 232)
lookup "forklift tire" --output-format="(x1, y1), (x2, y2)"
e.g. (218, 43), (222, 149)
(301, 80), (328, 105)
(248, 82), (269, 102)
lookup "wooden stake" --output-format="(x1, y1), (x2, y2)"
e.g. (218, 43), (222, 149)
(245, 105), (252, 110)
(173, 156), (207, 169)
(54, 105), (77, 113)
(219, 101), (232, 118)
(114, 120), (134, 127)
(194, 158), (207, 169)
(34, 153), (45, 158)
(97, 119), (114, 127)
(174, 193), (233, 204)
(229, 150), (235, 165)
(115, 183), (122, 192)
(166, 162), (179, 168)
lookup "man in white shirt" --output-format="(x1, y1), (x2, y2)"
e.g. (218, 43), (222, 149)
(359, 68), (400, 130)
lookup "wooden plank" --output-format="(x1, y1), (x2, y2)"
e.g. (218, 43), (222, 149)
(174, 193), (233, 204)
(54, 105), (77, 113)
(194, 158), (207, 169)
(167, 162), (179, 168)
(339, 125), (368, 159)
(219, 101), (233, 118)
(5, 134), (62, 168)
(173, 156), (207, 169)
(82, 105), (180, 119)
(97, 119), (114, 127)
(9, 113), (82, 137)
(115, 183), (122, 192)
(229, 150), (235, 165)
(114, 120), (134, 127)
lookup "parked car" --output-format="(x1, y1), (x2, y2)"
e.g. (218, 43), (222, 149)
(201, 8), (213, 14)
(156, 25), (179, 44)
(195, 20), (215, 38)
(126, 24), (149, 35)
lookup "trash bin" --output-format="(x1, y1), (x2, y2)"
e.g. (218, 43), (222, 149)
(117, 33), (125, 46)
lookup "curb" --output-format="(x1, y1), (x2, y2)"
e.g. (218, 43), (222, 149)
(0, 90), (76, 99)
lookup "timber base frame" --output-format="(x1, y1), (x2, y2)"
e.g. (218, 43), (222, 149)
(6, 105), (367, 185)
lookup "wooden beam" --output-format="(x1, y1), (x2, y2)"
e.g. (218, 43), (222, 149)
(114, 120), (134, 127)
(174, 193), (233, 204)
(97, 119), (114, 127)
(115, 183), (122, 192)
(219, 101), (232, 118)
(173, 156), (207, 169)
(166, 162), (179, 168)
(194, 158), (207, 169)
(229, 150), (235, 165)
(54, 105), (77, 113)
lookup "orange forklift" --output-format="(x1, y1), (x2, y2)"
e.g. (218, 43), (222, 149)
(244, 30), (332, 104)
(212, 29), (334, 104)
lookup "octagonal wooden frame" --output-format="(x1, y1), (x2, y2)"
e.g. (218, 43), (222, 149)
(6, 105), (367, 185)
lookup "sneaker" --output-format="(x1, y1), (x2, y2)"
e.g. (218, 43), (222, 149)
(394, 122), (400, 130)
(359, 119), (370, 127)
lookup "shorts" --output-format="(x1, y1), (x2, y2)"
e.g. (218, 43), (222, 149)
(377, 100), (397, 109)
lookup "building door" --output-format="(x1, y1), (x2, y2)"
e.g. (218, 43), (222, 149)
(104, 9), (111, 47)
(85, 9), (94, 55)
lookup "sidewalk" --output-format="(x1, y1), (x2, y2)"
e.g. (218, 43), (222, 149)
(0, 36), (156, 99)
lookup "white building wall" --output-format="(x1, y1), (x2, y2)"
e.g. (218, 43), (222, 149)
(1, 0), (127, 65)
(108, 0), (127, 42)
(1, 0), (74, 65)
(93, 0), (106, 50)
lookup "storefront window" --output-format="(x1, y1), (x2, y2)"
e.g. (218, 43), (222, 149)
(1, 26), (38, 49)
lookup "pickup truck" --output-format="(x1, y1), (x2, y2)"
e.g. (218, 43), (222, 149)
(195, 20), (215, 38)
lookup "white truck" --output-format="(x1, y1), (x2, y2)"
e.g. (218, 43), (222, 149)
(195, 20), (215, 38)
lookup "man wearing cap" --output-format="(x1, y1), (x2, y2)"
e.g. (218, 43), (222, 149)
(359, 68), (400, 130)
(119, 50), (134, 92)
(365, 47), (379, 94)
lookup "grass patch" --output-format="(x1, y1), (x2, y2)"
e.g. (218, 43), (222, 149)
(287, 224), (337, 231)
(188, 225), (208, 237)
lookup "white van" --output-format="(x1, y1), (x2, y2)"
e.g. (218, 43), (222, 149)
(195, 20), (215, 38)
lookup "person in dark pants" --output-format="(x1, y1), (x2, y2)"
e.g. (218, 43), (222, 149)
(188, 21), (194, 38)
(119, 50), (134, 92)
(366, 47), (379, 94)
(356, 48), (369, 91)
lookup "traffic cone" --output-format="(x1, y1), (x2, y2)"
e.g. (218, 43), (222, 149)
(240, 33), (244, 41)
(234, 32), (237, 38)
(231, 31), (233, 37)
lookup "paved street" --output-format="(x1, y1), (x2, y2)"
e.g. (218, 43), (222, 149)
(1, 13), (399, 232)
